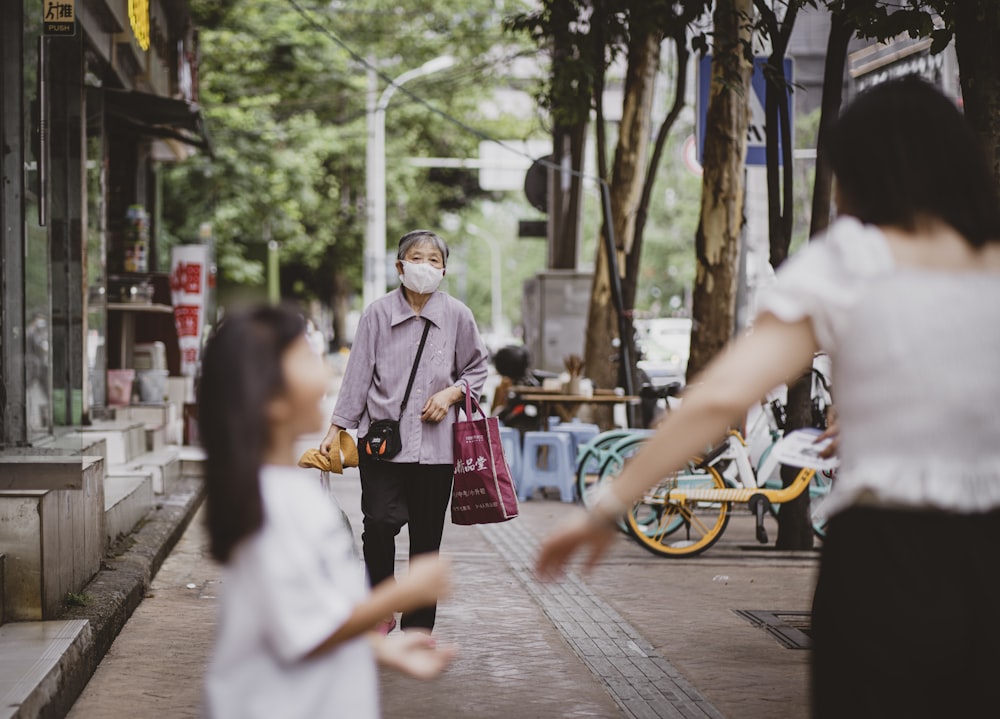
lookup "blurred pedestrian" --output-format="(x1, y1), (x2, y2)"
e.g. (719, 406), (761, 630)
(199, 304), (455, 719)
(320, 229), (489, 634)
(536, 77), (1000, 718)
(305, 316), (327, 357)
(490, 344), (543, 431)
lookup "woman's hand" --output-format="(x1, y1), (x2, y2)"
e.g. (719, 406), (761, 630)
(536, 509), (617, 581)
(319, 423), (343, 455)
(373, 631), (457, 679)
(421, 386), (463, 423)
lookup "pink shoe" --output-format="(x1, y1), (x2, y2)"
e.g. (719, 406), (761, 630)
(377, 617), (397, 635)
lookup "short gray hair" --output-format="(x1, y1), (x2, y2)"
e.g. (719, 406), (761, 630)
(396, 229), (449, 265)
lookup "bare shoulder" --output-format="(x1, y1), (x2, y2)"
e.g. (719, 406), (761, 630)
(880, 223), (1000, 273)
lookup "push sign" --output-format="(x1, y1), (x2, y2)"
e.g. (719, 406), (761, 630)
(43, 0), (76, 36)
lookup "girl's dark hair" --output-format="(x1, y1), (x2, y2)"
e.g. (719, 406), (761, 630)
(198, 304), (306, 563)
(827, 76), (1000, 247)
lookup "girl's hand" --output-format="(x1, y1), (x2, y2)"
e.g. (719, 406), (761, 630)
(374, 632), (457, 679)
(536, 510), (617, 581)
(319, 424), (343, 455)
(396, 555), (452, 611)
(421, 387), (463, 423)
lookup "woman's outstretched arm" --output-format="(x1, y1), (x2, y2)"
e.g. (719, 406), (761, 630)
(536, 314), (819, 579)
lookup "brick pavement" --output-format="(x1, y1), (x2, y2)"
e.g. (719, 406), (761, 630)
(66, 505), (218, 719)
(67, 441), (818, 718)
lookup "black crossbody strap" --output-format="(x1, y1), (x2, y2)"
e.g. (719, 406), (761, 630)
(398, 318), (432, 419)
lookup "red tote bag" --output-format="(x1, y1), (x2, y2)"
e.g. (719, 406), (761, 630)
(451, 381), (519, 525)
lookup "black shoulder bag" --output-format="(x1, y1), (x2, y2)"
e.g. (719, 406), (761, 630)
(361, 319), (432, 460)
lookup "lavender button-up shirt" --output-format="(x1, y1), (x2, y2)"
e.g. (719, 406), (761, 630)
(331, 288), (489, 465)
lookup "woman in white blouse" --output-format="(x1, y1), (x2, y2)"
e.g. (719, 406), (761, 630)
(537, 77), (1000, 718)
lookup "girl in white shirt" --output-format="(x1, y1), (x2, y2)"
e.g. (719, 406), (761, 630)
(199, 304), (455, 719)
(538, 77), (1000, 718)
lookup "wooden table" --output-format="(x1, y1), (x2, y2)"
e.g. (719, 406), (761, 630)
(517, 393), (640, 429)
(511, 385), (621, 396)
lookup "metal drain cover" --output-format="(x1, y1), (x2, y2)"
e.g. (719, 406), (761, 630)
(734, 609), (812, 650)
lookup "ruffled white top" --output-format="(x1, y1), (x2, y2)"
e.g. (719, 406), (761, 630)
(757, 216), (1000, 517)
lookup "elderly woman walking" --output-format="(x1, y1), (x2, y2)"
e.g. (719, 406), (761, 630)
(321, 229), (489, 635)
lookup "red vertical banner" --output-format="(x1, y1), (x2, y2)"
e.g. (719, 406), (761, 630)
(170, 245), (210, 377)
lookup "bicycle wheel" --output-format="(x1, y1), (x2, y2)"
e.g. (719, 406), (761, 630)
(594, 433), (671, 536)
(626, 465), (730, 557)
(576, 430), (644, 508)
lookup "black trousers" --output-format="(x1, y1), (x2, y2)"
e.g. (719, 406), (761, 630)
(812, 506), (1000, 719)
(359, 452), (453, 630)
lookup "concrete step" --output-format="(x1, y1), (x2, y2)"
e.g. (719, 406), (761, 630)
(0, 456), (106, 621)
(113, 404), (181, 451)
(177, 445), (205, 479)
(145, 425), (166, 453)
(113, 404), (172, 428)
(69, 421), (146, 465)
(115, 447), (181, 495)
(0, 619), (88, 719)
(33, 433), (108, 460)
(104, 473), (154, 546)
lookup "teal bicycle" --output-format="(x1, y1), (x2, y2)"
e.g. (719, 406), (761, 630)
(576, 392), (835, 543)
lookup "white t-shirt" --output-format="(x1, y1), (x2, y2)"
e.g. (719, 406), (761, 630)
(757, 216), (1000, 517)
(205, 465), (378, 719)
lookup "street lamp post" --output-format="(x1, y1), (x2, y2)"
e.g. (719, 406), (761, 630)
(364, 55), (455, 307)
(466, 224), (505, 337)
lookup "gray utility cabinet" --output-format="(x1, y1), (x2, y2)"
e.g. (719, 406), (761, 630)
(522, 270), (594, 374)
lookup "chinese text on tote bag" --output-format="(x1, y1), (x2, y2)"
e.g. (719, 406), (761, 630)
(451, 381), (518, 524)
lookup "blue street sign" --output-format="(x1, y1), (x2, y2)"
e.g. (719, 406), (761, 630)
(697, 55), (794, 167)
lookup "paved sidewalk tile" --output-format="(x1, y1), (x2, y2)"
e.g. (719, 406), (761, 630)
(335, 473), (625, 719)
(67, 427), (817, 719)
(66, 507), (218, 719)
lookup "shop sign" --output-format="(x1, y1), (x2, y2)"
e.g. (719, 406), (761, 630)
(855, 49), (945, 94)
(170, 245), (210, 377)
(43, 0), (76, 36)
(129, 0), (151, 51)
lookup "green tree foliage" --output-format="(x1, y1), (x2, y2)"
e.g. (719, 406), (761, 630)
(162, 0), (536, 311)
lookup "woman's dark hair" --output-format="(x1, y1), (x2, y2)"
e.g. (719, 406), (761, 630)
(493, 345), (531, 380)
(198, 304), (306, 563)
(827, 76), (1000, 247)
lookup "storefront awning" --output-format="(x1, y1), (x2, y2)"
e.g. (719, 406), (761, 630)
(104, 89), (213, 157)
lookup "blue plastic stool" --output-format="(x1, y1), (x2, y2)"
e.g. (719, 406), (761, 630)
(518, 431), (576, 502)
(497, 425), (522, 484)
(552, 423), (601, 473)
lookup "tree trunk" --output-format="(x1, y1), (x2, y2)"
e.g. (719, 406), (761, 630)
(773, 5), (856, 551)
(583, 27), (660, 406)
(952, 1), (1000, 199)
(809, 5), (855, 238)
(775, 371), (815, 549)
(549, 121), (587, 269)
(755, 0), (798, 269)
(626, 33), (690, 309)
(687, 0), (752, 380)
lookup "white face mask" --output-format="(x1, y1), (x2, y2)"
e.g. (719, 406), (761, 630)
(399, 261), (444, 295)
